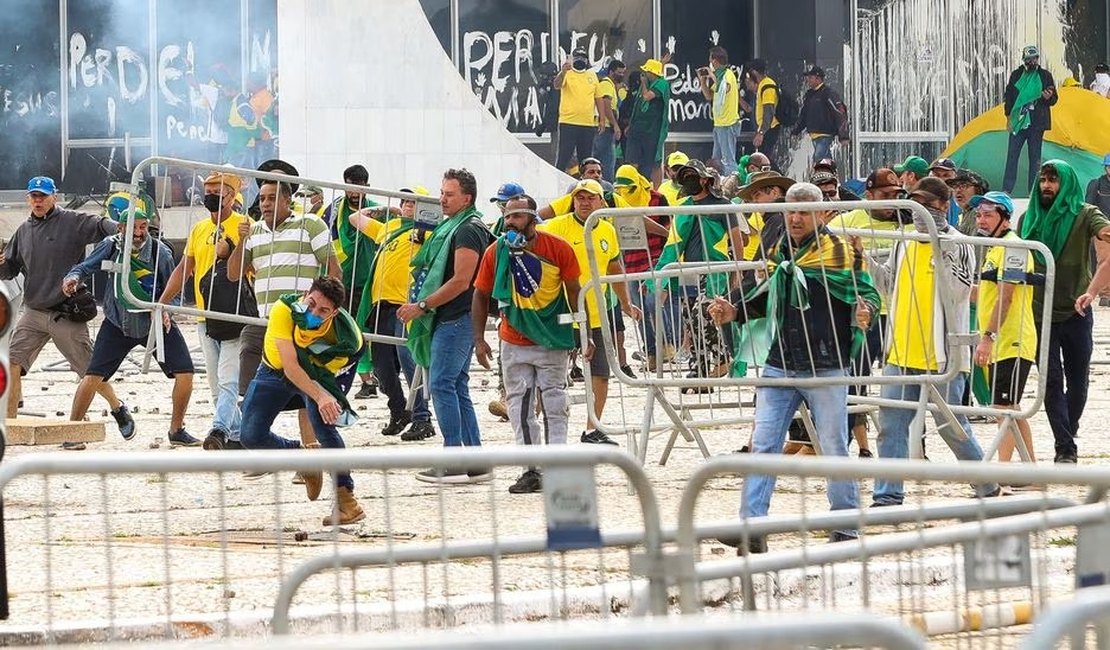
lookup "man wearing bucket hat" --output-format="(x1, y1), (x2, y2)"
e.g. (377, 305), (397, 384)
(968, 191), (1037, 465)
(1002, 45), (1058, 195)
(625, 58), (671, 185)
(62, 202), (194, 445)
(737, 169), (794, 263)
(0, 176), (133, 438)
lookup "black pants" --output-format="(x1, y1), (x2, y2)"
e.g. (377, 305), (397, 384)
(368, 302), (430, 422)
(1043, 308), (1094, 458)
(759, 126), (782, 170)
(1002, 128), (1045, 195)
(556, 123), (596, 172)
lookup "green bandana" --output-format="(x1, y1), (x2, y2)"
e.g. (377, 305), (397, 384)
(1019, 159), (1083, 265)
(278, 293), (365, 424)
(406, 205), (484, 368)
(735, 231), (880, 367)
(491, 237), (575, 350)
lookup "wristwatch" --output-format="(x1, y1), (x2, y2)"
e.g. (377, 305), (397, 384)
(417, 300), (428, 311)
(981, 331), (997, 341)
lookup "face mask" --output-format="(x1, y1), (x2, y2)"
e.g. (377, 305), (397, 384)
(680, 178), (703, 196)
(203, 193), (223, 213)
(303, 311), (325, 330)
(572, 58), (588, 71)
(913, 206), (948, 234)
(504, 229), (528, 250)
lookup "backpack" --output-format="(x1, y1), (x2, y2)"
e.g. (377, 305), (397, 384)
(198, 238), (259, 341)
(761, 83), (799, 128)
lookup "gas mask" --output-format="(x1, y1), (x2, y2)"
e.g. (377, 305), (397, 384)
(504, 229), (529, 249)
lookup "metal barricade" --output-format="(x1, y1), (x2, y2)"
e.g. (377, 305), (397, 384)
(1022, 584), (1110, 649)
(673, 455), (1110, 646)
(0, 447), (666, 644)
(95, 613), (928, 649)
(572, 199), (1055, 467)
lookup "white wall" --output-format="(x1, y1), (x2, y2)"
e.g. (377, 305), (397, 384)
(278, 0), (572, 217)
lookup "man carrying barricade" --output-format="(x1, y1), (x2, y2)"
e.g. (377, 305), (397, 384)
(538, 179), (641, 445)
(62, 200), (195, 446)
(969, 191), (1037, 465)
(400, 169), (494, 483)
(239, 276), (366, 526)
(226, 164), (341, 458)
(0, 176), (133, 439)
(158, 171), (253, 449)
(350, 186), (437, 442)
(871, 177), (998, 505)
(1020, 160), (1110, 464)
(472, 195), (582, 493)
(708, 182), (880, 553)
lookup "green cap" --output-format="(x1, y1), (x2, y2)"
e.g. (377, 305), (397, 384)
(893, 156), (929, 177)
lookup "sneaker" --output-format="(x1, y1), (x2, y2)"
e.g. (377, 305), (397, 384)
(203, 428), (229, 450)
(858, 448), (874, 459)
(508, 469), (543, 493)
(466, 467), (494, 483)
(242, 471), (273, 480)
(829, 531), (859, 543)
(111, 404), (136, 441)
(619, 364), (636, 379)
(401, 420), (437, 442)
(224, 439), (244, 450)
(1055, 453), (1078, 464)
(168, 428), (201, 447)
(381, 411), (412, 437)
(631, 351), (644, 362)
(733, 445), (750, 454)
(569, 364), (584, 381)
(581, 429), (618, 445)
(414, 467), (473, 484)
(740, 536), (767, 556)
(60, 441), (87, 451)
(354, 382), (378, 399)
(488, 399), (508, 420)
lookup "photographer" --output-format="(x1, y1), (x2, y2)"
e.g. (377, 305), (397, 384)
(554, 47), (600, 174)
(0, 176), (133, 441)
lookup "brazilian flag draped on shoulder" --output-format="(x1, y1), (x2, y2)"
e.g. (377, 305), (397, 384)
(652, 199), (732, 297)
(406, 206), (486, 368)
(332, 196), (380, 290)
(278, 294), (365, 424)
(491, 237), (575, 350)
(116, 235), (158, 313)
(735, 229), (880, 368)
(355, 219), (415, 332)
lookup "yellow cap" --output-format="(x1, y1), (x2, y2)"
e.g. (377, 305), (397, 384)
(571, 179), (605, 197)
(667, 151), (690, 168)
(641, 59), (664, 77)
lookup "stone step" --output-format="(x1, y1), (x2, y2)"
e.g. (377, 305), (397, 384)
(5, 418), (106, 445)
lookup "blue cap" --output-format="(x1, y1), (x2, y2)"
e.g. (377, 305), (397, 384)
(968, 191), (1015, 215)
(1102, 152), (1110, 166)
(26, 176), (56, 195)
(490, 182), (526, 203)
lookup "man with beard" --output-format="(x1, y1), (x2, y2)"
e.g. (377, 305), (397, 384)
(950, 169), (991, 236)
(63, 203), (193, 445)
(593, 59), (626, 182)
(1020, 160), (1110, 463)
(472, 195), (582, 493)
(1003, 46), (1057, 195)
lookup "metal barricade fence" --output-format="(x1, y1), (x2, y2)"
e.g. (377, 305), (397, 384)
(0, 447), (666, 645)
(572, 200), (1055, 467)
(672, 455), (1110, 647)
(96, 613), (929, 649)
(1021, 584), (1110, 649)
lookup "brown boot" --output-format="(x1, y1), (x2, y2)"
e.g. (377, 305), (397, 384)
(322, 486), (365, 526)
(302, 443), (323, 502)
(782, 441), (804, 455)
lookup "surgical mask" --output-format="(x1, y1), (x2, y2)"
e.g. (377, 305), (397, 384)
(203, 193), (224, 213)
(303, 311), (325, 330)
(680, 178), (703, 196)
(573, 58), (588, 71)
(504, 229), (528, 249)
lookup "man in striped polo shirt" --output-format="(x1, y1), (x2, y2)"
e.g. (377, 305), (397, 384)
(219, 172), (340, 451)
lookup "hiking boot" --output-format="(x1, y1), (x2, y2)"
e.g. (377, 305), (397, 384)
(401, 420), (437, 442)
(381, 411), (412, 436)
(581, 429), (618, 445)
(508, 469), (543, 494)
(61, 441), (87, 451)
(112, 404), (136, 440)
(488, 399), (509, 420)
(354, 382), (378, 399)
(168, 428), (201, 447)
(322, 486), (365, 526)
(301, 443), (323, 501)
(203, 428), (229, 450)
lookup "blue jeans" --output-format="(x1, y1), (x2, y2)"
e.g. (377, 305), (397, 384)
(741, 366), (859, 529)
(240, 366), (354, 491)
(811, 135), (834, 165)
(874, 366), (994, 505)
(629, 279), (680, 357)
(1044, 308), (1094, 457)
(429, 316), (481, 447)
(712, 123), (739, 175)
(592, 127), (616, 182)
(197, 320), (242, 440)
(1002, 127), (1044, 194)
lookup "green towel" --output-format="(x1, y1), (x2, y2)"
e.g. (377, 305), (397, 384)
(1019, 159), (1083, 265)
(1009, 69), (1043, 135)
